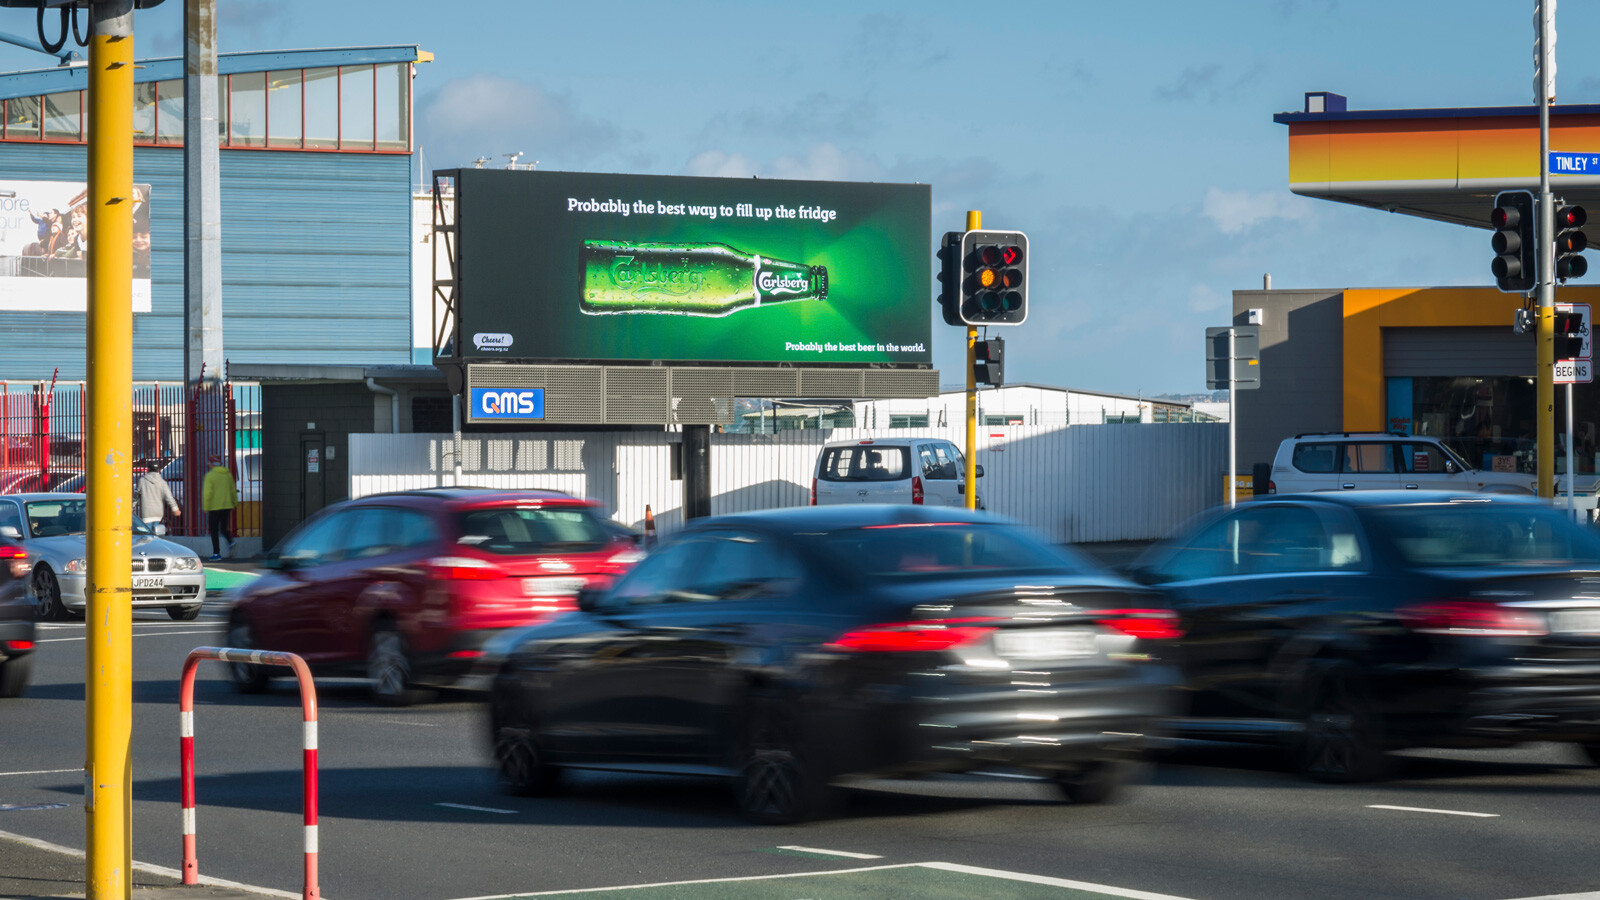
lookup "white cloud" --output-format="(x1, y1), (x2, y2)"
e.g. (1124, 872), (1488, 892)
(418, 75), (625, 170)
(681, 143), (881, 182)
(1202, 187), (1313, 235)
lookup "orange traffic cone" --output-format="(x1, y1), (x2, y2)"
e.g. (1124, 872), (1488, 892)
(643, 505), (657, 546)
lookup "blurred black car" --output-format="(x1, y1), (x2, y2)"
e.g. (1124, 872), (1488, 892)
(1126, 491), (1600, 782)
(487, 504), (1179, 824)
(0, 535), (34, 697)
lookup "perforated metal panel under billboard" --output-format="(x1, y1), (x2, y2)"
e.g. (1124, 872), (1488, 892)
(447, 168), (932, 367)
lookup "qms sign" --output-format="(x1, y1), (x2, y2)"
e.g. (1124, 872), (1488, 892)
(470, 387), (545, 420)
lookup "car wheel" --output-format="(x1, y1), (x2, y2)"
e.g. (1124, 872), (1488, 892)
(733, 701), (831, 825)
(224, 615), (269, 694)
(167, 604), (202, 621)
(0, 654), (31, 699)
(367, 623), (425, 706)
(1051, 759), (1131, 804)
(32, 567), (65, 621)
(490, 689), (560, 797)
(1297, 667), (1387, 783)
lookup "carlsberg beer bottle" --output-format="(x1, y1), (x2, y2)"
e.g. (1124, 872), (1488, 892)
(580, 240), (828, 317)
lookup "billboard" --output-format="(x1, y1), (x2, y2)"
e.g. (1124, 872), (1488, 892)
(450, 169), (931, 366)
(0, 180), (152, 312)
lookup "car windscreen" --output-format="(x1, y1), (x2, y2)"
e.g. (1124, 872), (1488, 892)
(817, 445), (911, 482)
(455, 505), (609, 554)
(24, 498), (157, 537)
(1362, 502), (1600, 568)
(800, 521), (1098, 581)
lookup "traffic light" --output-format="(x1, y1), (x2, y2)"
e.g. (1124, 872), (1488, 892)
(1554, 307), (1588, 361)
(1491, 190), (1537, 293)
(1556, 203), (1588, 281)
(974, 337), (1004, 386)
(936, 231), (963, 326)
(959, 230), (1028, 325)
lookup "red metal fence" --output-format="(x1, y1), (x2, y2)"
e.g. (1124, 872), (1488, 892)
(0, 379), (262, 536)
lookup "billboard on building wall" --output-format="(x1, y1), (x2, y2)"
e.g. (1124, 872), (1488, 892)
(0, 179), (152, 313)
(449, 168), (931, 366)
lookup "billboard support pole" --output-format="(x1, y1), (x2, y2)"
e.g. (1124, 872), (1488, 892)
(964, 210), (980, 511)
(85, 1), (136, 896)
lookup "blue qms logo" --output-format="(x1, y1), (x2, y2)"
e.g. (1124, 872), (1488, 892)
(472, 388), (544, 419)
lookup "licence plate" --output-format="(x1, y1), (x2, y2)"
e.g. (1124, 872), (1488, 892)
(523, 577), (584, 597)
(132, 575), (165, 589)
(1549, 609), (1600, 634)
(993, 628), (1096, 660)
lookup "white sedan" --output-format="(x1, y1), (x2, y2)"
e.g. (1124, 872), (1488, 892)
(0, 493), (206, 621)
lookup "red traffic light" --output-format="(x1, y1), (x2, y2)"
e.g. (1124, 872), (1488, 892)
(1559, 205), (1588, 228)
(999, 245), (1022, 266)
(1491, 205), (1522, 229)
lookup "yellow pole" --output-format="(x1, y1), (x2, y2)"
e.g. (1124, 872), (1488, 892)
(964, 210), (980, 510)
(1539, 305), (1554, 497)
(86, 2), (135, 896)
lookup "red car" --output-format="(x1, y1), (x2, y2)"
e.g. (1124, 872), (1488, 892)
(226, 488), (644, 704)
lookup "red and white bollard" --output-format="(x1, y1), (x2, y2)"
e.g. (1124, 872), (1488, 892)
(179, 646), (320, 900)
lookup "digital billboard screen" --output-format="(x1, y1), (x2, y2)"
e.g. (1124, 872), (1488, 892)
(450, 169), (931, 366)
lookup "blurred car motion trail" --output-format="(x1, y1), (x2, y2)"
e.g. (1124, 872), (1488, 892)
(487, 504), (1179, 824)
(0, 534), (33, 697)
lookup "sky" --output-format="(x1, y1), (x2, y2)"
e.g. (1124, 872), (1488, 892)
(0, 0), (1593, 397)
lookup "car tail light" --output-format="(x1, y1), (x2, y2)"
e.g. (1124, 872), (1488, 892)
(911, 475), (924, 504)
(1267, 480), (1277, 494)
(0, 544), (25, 579)
(426, 556), (507, 581)
(827, 617), (1001, 652)
(1398, 600), (1548, 636)
(2, 639), (32, 652)
(1096, 609), (1183, 640)
(810, 477), (817, 506)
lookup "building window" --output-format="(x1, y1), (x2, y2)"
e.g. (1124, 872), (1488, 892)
(303, 66), (338, 149)
(1104, 412), (1140, 424)
(889, 414), (929, 428)
(338, 64), (373, 150)
(266, 69), (302, 148)
(228, 71), (266, 147)
(374, 62), (408, 151)
(132, 81), (156, 143)
(42, 91), (79, 140)
(156, 79), (184, 144)
(5, 95), (39, 139)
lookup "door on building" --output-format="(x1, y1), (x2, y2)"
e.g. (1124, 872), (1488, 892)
(300, 435), (325, 522)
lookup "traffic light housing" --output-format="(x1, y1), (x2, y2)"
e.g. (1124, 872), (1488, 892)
(959, 230), (1028, 325)
(936, 231), (963, 326)
(1556, 203), (1588, 281)
(1554, 307), (1589, 361)
(1491, 190), (1536, 293)
(974, 337), (1004, 386)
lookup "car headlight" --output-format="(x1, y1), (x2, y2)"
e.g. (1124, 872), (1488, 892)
(63, 558), (87, 573)
(169, 557), (201, 572)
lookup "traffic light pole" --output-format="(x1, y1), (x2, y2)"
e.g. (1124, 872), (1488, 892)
(85, 1), (136, 896)
(1537, 0), (1555, 499)
(964, 209), (979, 510)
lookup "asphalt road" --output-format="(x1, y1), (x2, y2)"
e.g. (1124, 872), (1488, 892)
(8, 561), (1600, 900)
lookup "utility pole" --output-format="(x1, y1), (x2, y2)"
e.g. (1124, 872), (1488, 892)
(85, 1), (136, 895)
(1537, 0), (1556, 497)
(963, 209), (980, 509)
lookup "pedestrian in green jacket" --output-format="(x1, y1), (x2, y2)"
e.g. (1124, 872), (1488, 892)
(202, 454), (237, 560)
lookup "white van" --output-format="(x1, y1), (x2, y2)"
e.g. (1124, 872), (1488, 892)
(811, 438), (983, 508)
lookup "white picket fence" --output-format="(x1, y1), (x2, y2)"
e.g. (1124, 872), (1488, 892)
(348, 423), (1229, 543)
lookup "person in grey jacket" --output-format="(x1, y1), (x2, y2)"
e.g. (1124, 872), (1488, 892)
(136, 466), (180, 526)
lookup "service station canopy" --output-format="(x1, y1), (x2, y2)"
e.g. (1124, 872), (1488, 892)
(1277, 93), (1600, 243)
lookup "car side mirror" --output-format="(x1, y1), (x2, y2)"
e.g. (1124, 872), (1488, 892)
(153, 523), (167, 536)
(1445, 459), (1459, 474)
(975, 464), (985, 478)
(0, 525), (17, 539)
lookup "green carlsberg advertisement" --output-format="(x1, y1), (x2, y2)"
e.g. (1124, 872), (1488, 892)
(452, 169), (931, 366)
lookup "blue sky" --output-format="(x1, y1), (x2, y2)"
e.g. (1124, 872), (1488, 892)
(0, 0), (1594, 395)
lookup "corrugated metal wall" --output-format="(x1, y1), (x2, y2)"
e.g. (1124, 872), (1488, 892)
(0, 145), (411, 380)
(349, 424), (1228, 543)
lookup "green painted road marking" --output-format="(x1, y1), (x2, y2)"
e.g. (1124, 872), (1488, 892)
(449, 861), (1199, 900)
(204, 569), (257, 593)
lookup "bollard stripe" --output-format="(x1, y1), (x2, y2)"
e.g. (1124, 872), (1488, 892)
(182, 806), (195, 835)
(303, 721), (317, 750)
(304, 824), (317, 853)
(180, 710), (193, 738)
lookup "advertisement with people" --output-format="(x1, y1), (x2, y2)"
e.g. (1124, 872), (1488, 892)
(0, 179), (152, 312)
(449, 168), (931, 366)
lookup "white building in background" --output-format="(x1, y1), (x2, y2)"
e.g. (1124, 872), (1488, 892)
(851, 383), (1216, 430)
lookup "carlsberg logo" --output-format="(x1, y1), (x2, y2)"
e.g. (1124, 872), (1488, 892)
(758, 271), (808, 294)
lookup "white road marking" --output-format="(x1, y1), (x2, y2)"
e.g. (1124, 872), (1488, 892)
(778, 845), (882, 859)
(442, 861), (1201, 900)
(435, 802), (516, 814)
(1368, 804), (1499, 818)
(0, 827), (299, 900)
(0, 768), (81, 777)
